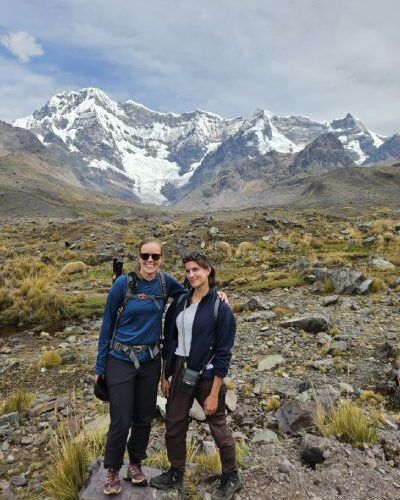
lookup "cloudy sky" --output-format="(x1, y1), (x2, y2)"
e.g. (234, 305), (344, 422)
(0, 0), (399, 135)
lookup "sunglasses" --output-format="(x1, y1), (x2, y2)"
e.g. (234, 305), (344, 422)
(140, 253), (162, 261)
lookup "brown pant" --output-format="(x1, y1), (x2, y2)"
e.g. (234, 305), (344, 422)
(165, 356), (237, 473)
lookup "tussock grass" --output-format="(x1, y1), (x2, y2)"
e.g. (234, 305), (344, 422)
(194, 451), (222, 474)
(320, 278), (335, 294)
(60, 249), (78, 261)
(273, 305), (293, 317)
(315, 401), (378, 447)
(38, 350), (61, 368)
(369, 278), (386, 293)
(225, 378), (235, 390)
(145, 439), (249, 480)
(144, 438), (199, 470)
(0, 286), (13, 311)
(143, 448), (170, 469)
(44, 427), (105, 500)
(0, 388), (35, 416)
(266, 395), (281, 411)
(5, 256), (49, 283)
(18, 276), (67, 323)
(358, 390), (385, 407)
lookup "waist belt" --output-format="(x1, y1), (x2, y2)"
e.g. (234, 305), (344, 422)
(110, 341), (160, 369)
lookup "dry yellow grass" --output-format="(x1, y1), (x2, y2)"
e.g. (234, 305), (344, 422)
(19, 276), (67, 322)
(358, 390), (384, 407)
(60, 249), (78, 261)
(266, 395), (281, 411)
(38, 350), (61, 368)
(44, 427), (105, 500)
(315, 401), (378, 447)
(0, 286), (13, 311)
(0, 389), (35, 416)
(369, 278), (386, 293)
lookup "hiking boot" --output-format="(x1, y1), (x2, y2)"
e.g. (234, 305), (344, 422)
(149, 466), (184, 490)
(124, 461), (147, 485)
(211, 471), (242, 499)
(103, 468), (121, 496)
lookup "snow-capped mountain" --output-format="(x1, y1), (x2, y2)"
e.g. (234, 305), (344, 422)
(14, 88), (392, 204)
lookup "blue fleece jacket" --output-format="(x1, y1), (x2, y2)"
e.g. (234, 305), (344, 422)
(95, 273), (186, 375)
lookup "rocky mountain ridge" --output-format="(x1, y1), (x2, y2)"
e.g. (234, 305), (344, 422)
(12, 88), (399, 206)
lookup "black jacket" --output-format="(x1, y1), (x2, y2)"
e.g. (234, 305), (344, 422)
(162, 288), (236, 380)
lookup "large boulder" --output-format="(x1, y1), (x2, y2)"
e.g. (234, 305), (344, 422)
(280, 313), (330, 333)
(314, 267), (373, 294)
(275, 400), (317, 434)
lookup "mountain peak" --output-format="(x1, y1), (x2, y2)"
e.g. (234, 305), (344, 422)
(251, 108), (275, 120)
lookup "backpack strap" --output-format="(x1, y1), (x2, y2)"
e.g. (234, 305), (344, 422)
(156, 271), (167, 301)
(109, 272), (138, 349)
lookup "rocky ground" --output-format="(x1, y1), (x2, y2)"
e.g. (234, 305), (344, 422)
(0, 207), (399, 499)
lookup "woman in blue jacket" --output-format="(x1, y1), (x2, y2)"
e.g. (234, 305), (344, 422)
(150, 252), (241, 500)
(95, 236), (187, 495)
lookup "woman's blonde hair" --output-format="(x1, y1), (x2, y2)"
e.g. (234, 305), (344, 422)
(138, 236), (163, 254)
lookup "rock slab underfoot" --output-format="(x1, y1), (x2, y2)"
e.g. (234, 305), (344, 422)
(79, 464), (177, 499)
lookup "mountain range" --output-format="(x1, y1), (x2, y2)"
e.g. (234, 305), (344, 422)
(4, 87), (400, 210)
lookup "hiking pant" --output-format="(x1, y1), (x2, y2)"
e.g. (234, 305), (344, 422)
(165, 356), (237, 473)
(104, 355), (161, 469)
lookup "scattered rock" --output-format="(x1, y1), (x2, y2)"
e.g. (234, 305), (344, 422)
(64, 325), (85, 335)
(276, 240), (294, 251)
(241, 298), (269, 312)
(10, 474), (27, 487)
(371, 258), (395, 271)
(280, 313), (330, 333)
(0, 413), (19, 429)
(252, 429), (279, 444)
(257, 355), (285, 372)
(322, 295), (339, 306)
(189, 399), (206, 421)
(278, 458), (292, 473)
(276, 400), (317, 434)
(300, 442), (326, 470)
(225, 390), (238, 412)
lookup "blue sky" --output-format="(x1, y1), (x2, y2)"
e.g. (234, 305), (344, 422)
(0, 0), (399, 135)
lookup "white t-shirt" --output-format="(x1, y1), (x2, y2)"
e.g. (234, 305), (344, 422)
(175, 302), (198, 357)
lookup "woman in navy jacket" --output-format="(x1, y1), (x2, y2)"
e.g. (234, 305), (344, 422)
(150, 252), (242, 499)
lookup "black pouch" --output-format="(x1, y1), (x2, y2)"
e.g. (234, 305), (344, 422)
(94, 377), (109, 402)
(179, 367), (201, 396)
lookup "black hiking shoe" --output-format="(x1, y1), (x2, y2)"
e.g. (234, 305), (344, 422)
(211, 470), (242, 499)
(149, 467), (184, 491)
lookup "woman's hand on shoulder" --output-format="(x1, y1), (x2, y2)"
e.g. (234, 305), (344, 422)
(216, 290), (229, 306)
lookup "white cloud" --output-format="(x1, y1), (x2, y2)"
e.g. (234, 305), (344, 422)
(0, 57), (61, 122)
(0, 31), (44, 63)
(0, 1), (399, 134)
